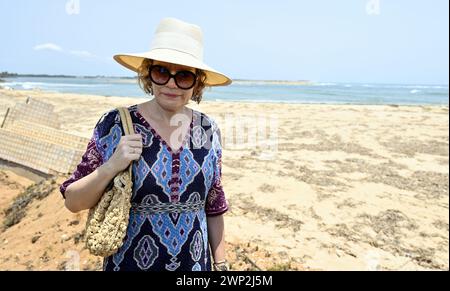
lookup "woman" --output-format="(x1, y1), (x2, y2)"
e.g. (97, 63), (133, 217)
(59, 18), (231, 271)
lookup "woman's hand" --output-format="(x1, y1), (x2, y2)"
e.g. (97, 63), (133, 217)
(106, 134), (143, 174)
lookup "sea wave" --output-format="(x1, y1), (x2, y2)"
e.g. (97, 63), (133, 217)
(388, 85), (448, 89)
(316, 82), (337, 86)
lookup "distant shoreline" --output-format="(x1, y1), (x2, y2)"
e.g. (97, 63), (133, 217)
(0, 73), (312, 84)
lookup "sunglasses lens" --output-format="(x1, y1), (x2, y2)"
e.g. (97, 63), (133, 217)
(149, 65), (196, 89)
(150, 66), (170, 85)
(175, 71), (196, 89)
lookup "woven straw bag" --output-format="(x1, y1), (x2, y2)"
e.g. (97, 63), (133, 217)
(85, 107), (135, 257)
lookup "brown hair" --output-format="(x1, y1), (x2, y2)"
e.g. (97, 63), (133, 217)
(137, 59), (207, 104)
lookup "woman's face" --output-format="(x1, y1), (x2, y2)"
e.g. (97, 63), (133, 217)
(151, 60), (196, 112)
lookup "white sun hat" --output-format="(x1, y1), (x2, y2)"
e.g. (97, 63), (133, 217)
(114, 17), (232, 86)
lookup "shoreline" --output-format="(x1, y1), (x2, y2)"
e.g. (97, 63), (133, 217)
(0, 88), (448, 108)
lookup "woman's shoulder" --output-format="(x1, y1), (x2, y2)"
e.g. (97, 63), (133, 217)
(97, 104), (140, 125)
(92, 108), (126, 139)
(92, 105), (147, 140)
(96, 108), (120, 127)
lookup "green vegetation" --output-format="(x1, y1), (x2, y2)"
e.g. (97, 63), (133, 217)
(0, 71), (18, 78)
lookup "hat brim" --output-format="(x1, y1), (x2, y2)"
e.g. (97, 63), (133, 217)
(114, 49), (232, 87)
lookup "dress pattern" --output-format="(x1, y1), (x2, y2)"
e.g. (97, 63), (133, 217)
(60, 104), (228, 271)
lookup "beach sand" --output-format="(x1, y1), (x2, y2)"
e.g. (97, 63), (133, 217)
(0, 88), (448, 270)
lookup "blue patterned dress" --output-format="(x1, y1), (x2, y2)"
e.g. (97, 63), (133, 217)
(60, 104), (228, 271)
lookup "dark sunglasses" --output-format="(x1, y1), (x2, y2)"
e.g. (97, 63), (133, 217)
(148, 65), (197, 90)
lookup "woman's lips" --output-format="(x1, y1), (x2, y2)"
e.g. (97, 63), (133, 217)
(163, 93), (179, 98)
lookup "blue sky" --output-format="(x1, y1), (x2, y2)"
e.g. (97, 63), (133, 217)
(0, 0), (448, 84)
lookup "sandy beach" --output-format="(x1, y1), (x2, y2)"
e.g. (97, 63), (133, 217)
(0, 88), (448, 270)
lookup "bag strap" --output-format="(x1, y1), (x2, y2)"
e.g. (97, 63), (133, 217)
(118, 107), (134, 135)
(117, 107), (135, 177)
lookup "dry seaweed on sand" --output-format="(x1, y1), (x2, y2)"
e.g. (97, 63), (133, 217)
(2, 177), (57, 230)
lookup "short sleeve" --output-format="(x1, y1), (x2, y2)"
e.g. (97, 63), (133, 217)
(59, 109), (121, 198)
(205, 125), (228, 217)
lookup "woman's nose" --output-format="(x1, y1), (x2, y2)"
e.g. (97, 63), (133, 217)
(166, 76), (178, 88)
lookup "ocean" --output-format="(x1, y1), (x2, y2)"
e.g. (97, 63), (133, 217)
(0, 77), (448, 105)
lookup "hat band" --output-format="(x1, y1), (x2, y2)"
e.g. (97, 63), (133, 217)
(150, 32), (203, 61)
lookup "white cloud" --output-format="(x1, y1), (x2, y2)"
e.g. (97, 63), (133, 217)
(33, 43), (97, 60)
(33, 43), (63, 52)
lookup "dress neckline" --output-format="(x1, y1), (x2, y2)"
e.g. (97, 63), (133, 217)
(135, 104), (195, 155)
